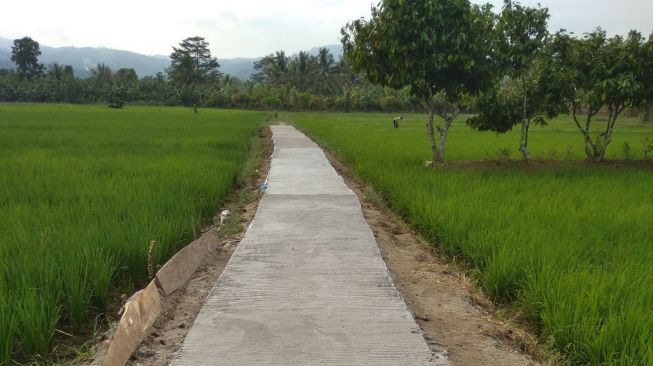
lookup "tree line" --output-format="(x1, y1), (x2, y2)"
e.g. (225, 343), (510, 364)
(0, 37), (420, 112)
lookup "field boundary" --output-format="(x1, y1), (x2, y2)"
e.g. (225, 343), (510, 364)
(101, 228), (222, 366)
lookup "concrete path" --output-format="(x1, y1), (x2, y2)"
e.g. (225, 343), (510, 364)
(171, 125), (448, 365)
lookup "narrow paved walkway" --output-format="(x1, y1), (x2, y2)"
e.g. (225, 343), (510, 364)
(172, 125), (448, 365)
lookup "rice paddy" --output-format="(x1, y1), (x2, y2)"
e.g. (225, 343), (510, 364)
(292, 112), (653, 365)
(0, 104), (262, 363)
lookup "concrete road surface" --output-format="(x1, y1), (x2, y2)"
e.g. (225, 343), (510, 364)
(171, 125), (449, 365)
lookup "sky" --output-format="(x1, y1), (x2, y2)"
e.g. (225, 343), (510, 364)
(1, 0), (652, 58)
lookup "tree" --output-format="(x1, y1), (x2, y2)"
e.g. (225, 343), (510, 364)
(333, 56), (360, 112)
(90, 63), (113, 101)
(253, 51), (289, 87)
(641, 34), (653, 122)
(45, 63), (76, 102)
(317, 48), (335, 95)
(91, 63), (113, 84)
(289, 51), (317, 91)
(541, 29), (649, 161)
(342, 0), (495, 162)
(493, 0), (550, 160)
(112, 68), (139, 102)
(11, 37), (44, 80)
(168, 36), (220, 86)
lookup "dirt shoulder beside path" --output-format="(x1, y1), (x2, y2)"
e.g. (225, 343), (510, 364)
(320, 146), (542, 366)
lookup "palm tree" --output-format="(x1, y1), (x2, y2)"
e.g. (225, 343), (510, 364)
(91, 63), (112, 84)
(290, 51), (317, 91)
(48, 63), (64, 81)
(317, 48), (335, 95)
(272, 51), (289, 86)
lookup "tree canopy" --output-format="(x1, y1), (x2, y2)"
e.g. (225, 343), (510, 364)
(342, 0), (496, 162)
(11, 37), (44, 80)
(539, 29), (652, 161)
(467, 0), (551, 160)
(168, 36), (221, 86)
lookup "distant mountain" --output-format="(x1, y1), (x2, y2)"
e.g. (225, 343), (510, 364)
(0, 37), (168, 78)
(0, 37), (343, 80)
(218, 57), (258, 80)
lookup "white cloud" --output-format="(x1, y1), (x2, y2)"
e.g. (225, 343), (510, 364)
(1, 0), (651, 58)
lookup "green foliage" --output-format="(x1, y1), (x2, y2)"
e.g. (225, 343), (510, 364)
(472, 1), (552, 160)
(495, 0), (549, 75)
(293, 112), (653, 365)
(0, 282), (16, 365)
(0, 39), (421, 111)
(341, 0), (495, 161)
(642, 137), (653, 159)
(541, 29), (652, 161)
(342, 0), (493, 100)
(167, 37), (221, 106)
(0, 105), (262, 362)
(622, 142), (632, 159)
(467, 79), (522, 133)
(10, 37), (44, 80)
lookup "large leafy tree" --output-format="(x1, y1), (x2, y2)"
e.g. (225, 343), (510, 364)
(541, 29), (649, 161)
(342, 0), (495, 162)
(11, 37), (44, 80)
(471, 0), (551, 160)
(168, 36), (220, 86)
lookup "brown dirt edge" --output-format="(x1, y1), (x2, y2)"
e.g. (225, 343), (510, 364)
(84, 126), (272, 366)
(316, 138), (546, 365)
(435, 158), (653, 171)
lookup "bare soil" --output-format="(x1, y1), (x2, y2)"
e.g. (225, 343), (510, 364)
(438, 158), (653, 171)
(323, 148), (543, 366)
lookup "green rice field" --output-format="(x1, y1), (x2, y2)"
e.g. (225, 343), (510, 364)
(292, 112), (653, 366)
(0, 104), (262, 363)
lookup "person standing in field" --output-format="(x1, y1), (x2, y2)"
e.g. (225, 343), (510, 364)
(393, 116), (403, 128)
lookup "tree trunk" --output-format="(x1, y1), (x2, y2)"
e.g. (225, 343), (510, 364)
(597, 105), (623, 162)
(572, 105), (599, 160)
(426, 96), (438, 163)
(435, 115), (454, 163)
(519, 77), (530, 161)
(519, 119), (530, 160)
